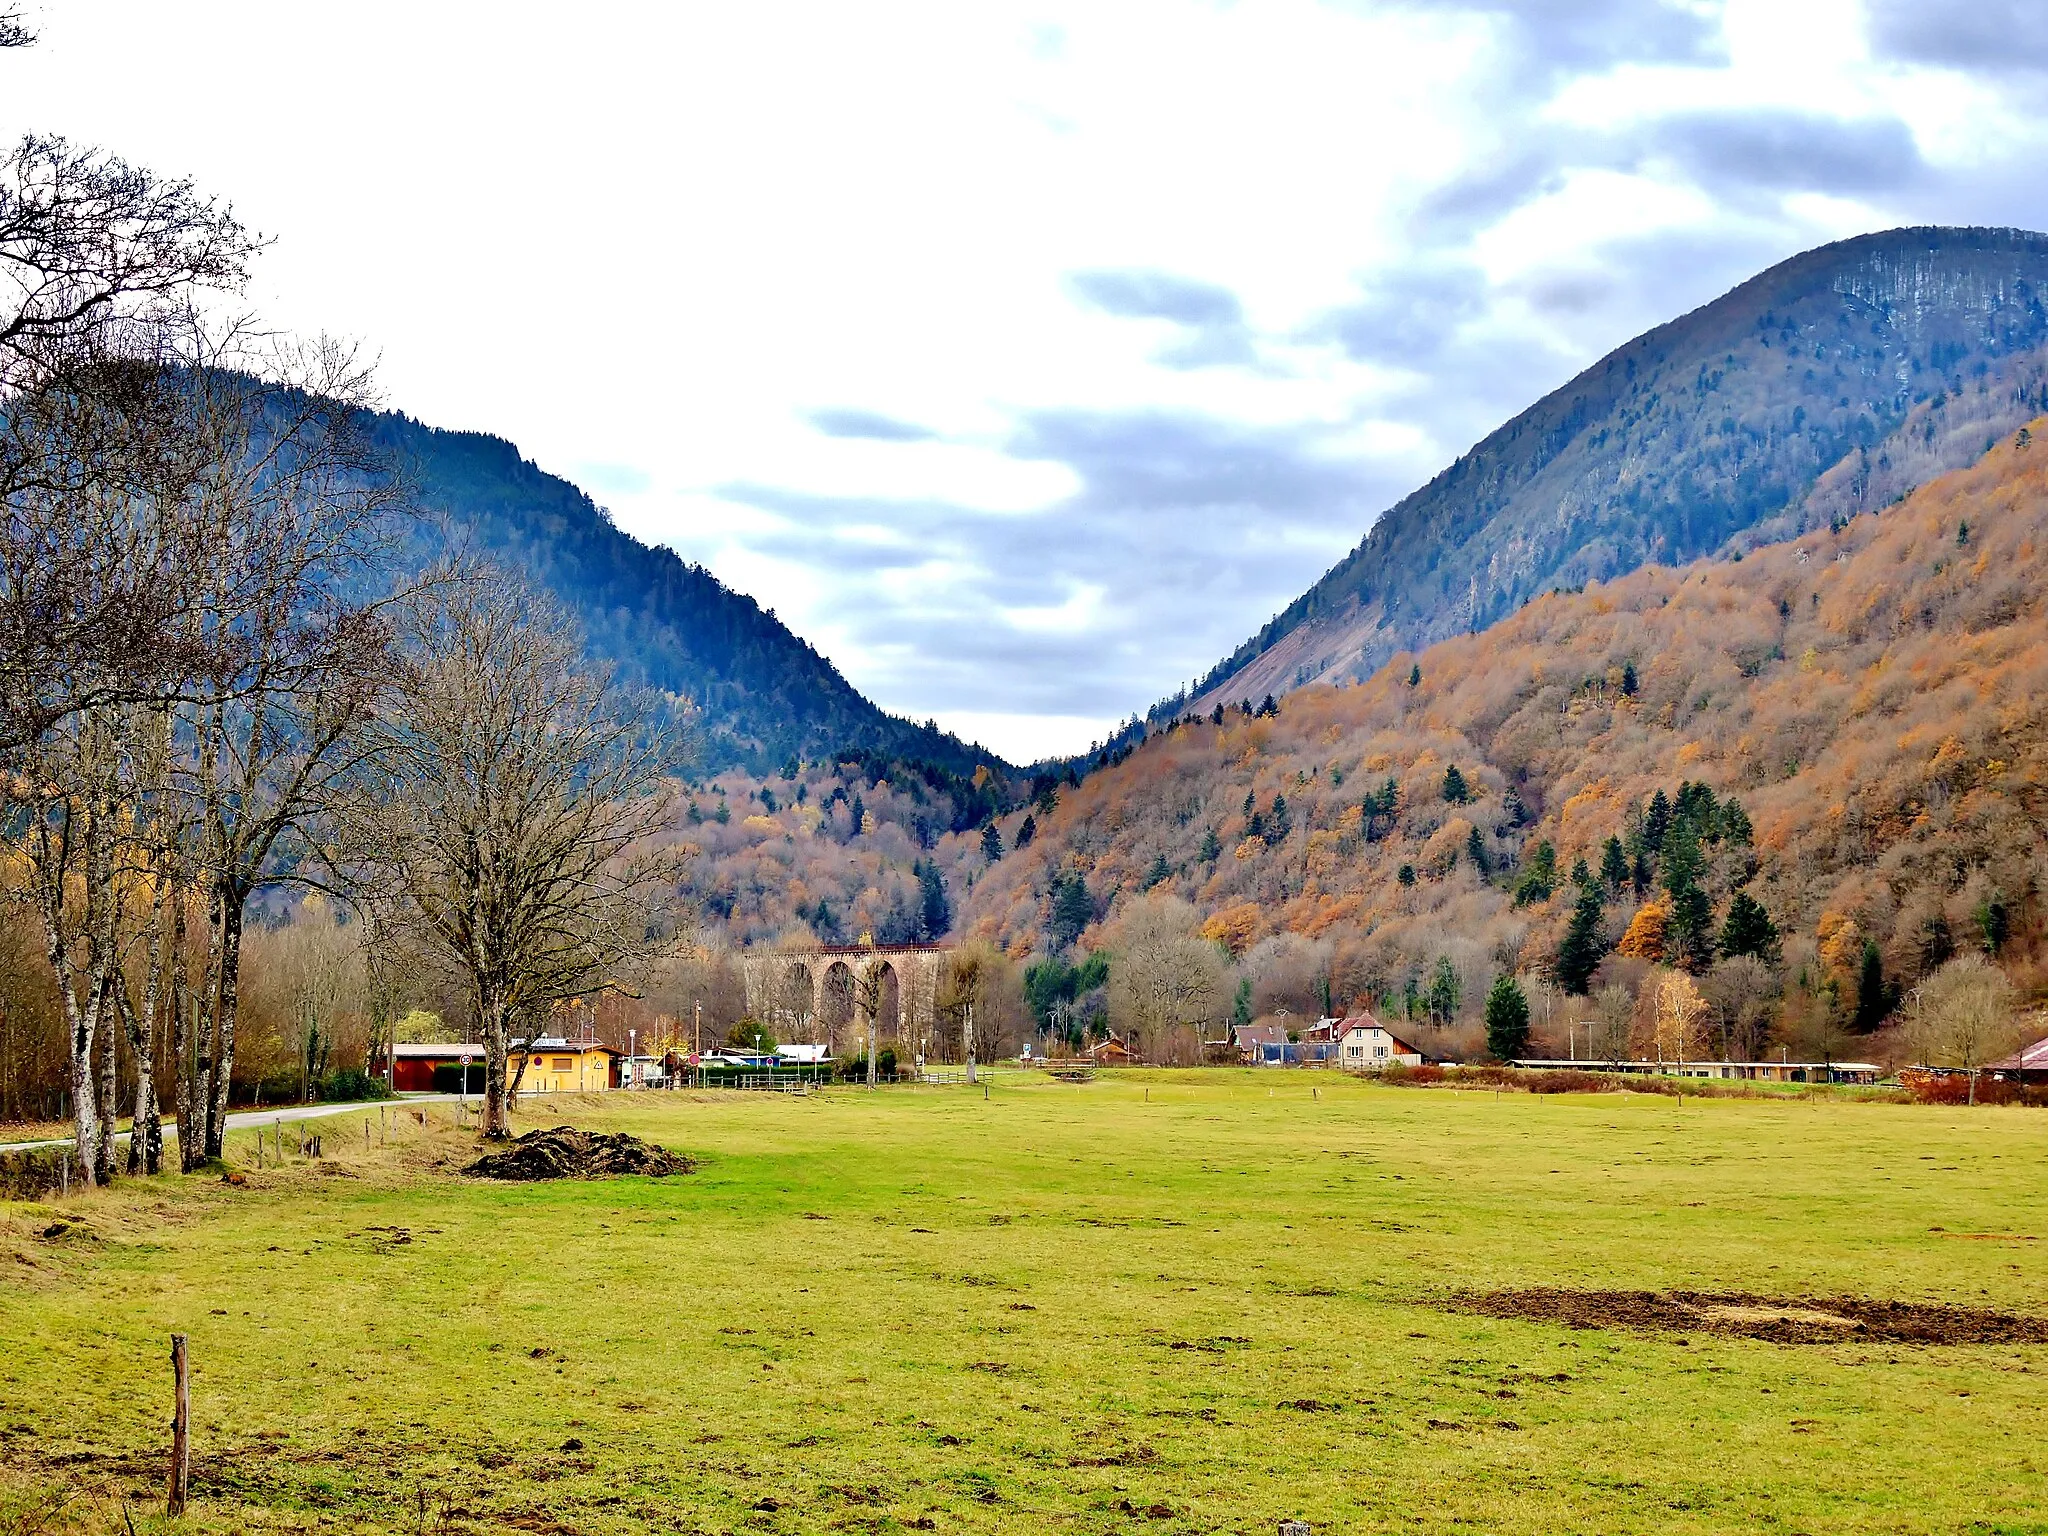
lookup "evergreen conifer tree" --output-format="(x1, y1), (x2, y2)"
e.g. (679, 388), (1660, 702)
(1048, 870), (1093, 950)
(1484, 974), (1531, 1061)
(1466, 825), (1489, 876)
(1015, 813), (1037, 849)
(1513, 840), (1556, 906)
(1642, 788), (1673, 853)
(1425, 956), (1461, 1024)
(916, 860), (951, 940)
(1852, 940), (1896, 1032)
(1555, 884), (1608, 995)
(1442, 764), (1470, 803)
(980, 823), (1002, 862)
(1718, 891), (1778, 961)
(1265, 794), (1290, 844)
(1719, 797), (1754, 846)
(1199, 825), (1222, 861)
(1599, 835), (1630, 892)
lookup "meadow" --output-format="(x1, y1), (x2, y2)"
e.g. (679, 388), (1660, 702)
(3, 1072), (2045, 1535)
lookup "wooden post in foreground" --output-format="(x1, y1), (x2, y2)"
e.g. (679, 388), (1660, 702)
(168, 1332), (190, 1515)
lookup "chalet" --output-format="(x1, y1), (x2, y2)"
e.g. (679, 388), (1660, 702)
(1337, 1012), (1424, 1070)
(1087, 1034), (1138, 1065)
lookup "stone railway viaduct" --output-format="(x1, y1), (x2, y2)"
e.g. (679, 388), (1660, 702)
(736, 943), (950, 1059)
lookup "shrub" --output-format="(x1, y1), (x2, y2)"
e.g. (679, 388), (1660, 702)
(320, 1068), (395, 1102)
(430, 1064), (486, 1094)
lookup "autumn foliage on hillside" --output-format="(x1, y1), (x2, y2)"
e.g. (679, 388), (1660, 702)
(960, 426), (2048, 1058)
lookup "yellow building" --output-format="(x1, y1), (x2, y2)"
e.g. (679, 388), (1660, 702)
(510, 1037), (619, 1094)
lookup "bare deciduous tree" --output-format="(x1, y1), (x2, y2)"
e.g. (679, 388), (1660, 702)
(169, 341), (407, 1165)
(1702, 954), (1776, 1062)
(1903, 954), (2023, 1101)
(331, 574), (689, 1138)
(1, 136), (263, 762)
(1105, 893), (1226, 1062)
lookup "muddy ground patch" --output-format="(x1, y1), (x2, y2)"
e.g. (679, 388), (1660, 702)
(1447, 1288), (2048, 1346)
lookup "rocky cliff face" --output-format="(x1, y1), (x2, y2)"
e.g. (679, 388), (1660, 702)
(1180, 227), (2048, 713)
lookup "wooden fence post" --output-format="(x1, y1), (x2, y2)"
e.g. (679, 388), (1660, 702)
(168, 1332), (190, 1516)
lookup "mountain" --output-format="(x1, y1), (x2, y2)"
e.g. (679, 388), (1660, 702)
(965, 425), (2048, 1056)
(359, 411), (1008, 778)
(1179, 226), (2048, 716)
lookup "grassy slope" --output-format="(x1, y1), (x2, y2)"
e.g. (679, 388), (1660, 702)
(4, 1078), (2045, 1535)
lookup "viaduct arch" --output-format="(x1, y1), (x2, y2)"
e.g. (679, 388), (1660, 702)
(736, 942), (948, 1062)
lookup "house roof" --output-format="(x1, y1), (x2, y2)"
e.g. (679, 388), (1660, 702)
(1987, 1034), (2048, 1072)
(1232, 1024), (1288, 1048)
(388, 1041), (481, 1059)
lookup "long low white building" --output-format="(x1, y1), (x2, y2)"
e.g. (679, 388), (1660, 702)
(1511, 1057), (1882, 1084)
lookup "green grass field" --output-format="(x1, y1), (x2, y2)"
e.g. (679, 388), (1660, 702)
(4, 1072), (2046, 1535)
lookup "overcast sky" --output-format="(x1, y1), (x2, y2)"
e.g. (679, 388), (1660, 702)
(6, 1), (2047, 761)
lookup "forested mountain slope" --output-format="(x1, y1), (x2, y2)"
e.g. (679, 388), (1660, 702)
(363, 411), (1006, 777)
(1182, 227), (2048, 718)
(971, 427), (2048, 1052)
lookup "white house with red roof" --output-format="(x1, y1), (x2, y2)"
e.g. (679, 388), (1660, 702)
(1337, 1011), (1424, 1070)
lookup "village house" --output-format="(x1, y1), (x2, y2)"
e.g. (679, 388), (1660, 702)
(1232, 1022), (1289, 1065)
(377, 1041), (485, 1093)
(509, 1037), (620, 1093)
(375, 1037), (620, 1092)
(1337, 1012), (1425, 1070)
(1087, 1034), (1138, 1065)
(1986, 1033), (2048, 1084)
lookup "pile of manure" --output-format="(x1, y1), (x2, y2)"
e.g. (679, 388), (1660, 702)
(463, 1126), (694, 1182)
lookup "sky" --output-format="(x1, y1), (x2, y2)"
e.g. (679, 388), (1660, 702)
(5, 0), (2048, 762)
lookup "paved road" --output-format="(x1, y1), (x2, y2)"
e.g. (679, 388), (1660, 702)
(0, 1094), (465, 1155)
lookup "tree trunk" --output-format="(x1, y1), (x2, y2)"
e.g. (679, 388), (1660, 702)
(123, 938), (163, 1176)
(204, 890), (244, 1160)
(65, 985), (101, 1189)
(170, 877), (202, 1173)
(93, 974), (118, 1186)
(481, 990), (511, 1139)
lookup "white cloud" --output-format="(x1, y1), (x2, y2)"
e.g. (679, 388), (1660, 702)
(5, 0), (2046, 760)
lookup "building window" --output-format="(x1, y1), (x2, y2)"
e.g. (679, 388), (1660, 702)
(1375, 1045), (1388, 1058)
(553, 1057), (573, 1071)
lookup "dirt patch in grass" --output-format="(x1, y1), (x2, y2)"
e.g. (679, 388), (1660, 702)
(463, 1126), (694, 1181)
(1450, 1288), (2048, 1345)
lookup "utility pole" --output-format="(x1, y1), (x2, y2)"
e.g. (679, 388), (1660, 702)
(965, 1000), (977, 1085)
